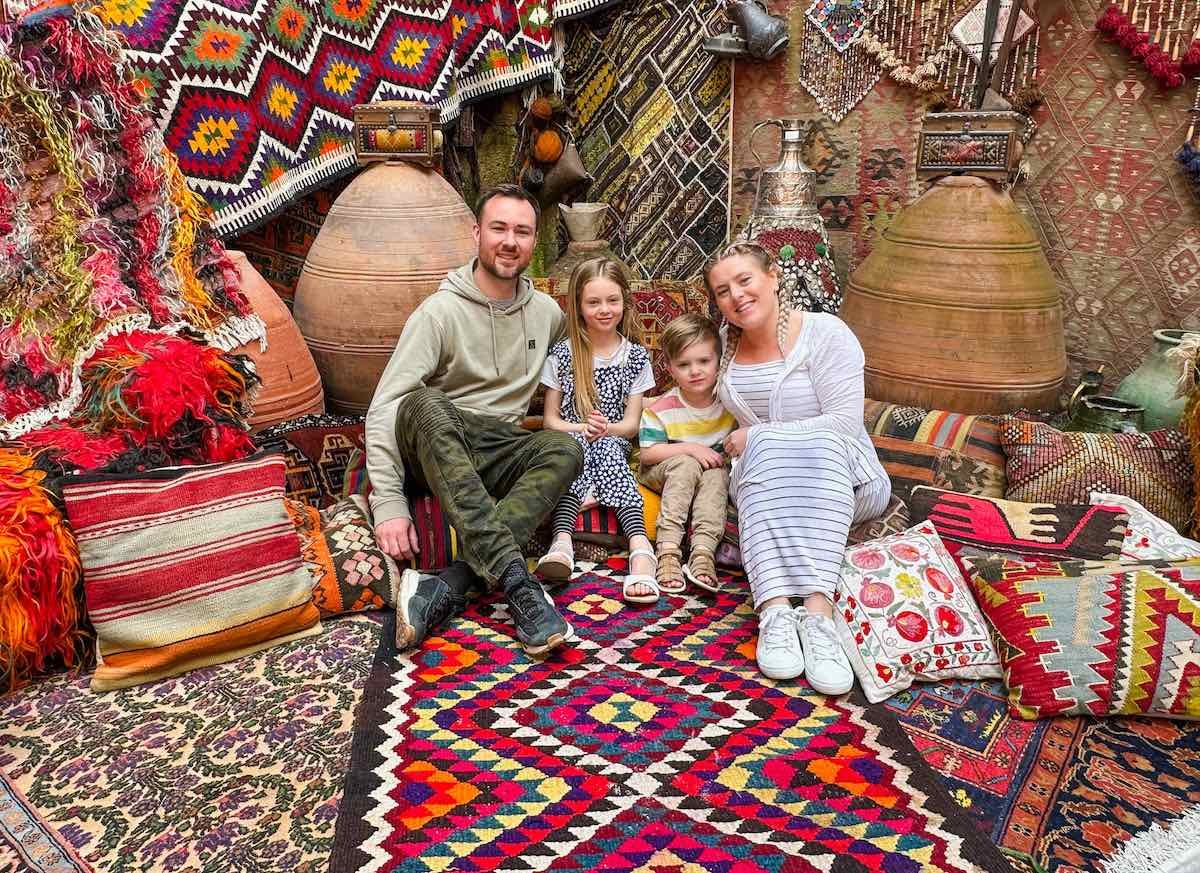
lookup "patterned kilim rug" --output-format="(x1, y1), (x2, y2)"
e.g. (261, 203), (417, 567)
(0, 615), (382, 872)
(562, 0), (731, 280)
(92, 0), (612, 238)
(330, 565), (1013, 873)
(886, 679), (1200, 873)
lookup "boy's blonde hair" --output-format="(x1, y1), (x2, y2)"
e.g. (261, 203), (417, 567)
(661, 313), (721, 364)
(565, 257), (642, 419)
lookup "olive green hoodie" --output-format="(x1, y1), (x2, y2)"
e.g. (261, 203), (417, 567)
(365, 260), (566, 525)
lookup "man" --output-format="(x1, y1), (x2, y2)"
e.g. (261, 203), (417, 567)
(366, 184), (584, 656)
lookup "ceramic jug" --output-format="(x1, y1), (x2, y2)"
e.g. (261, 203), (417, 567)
(1115, 329), (1197, 430)
(1064, 393), (1146, 433)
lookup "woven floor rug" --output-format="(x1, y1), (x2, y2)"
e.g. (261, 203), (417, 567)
(886, 679), (1200, 873)
(93, 0), (585, 238)
(330, 565), (1013, 872)
(561, 0), (731, 280)
(0, 615), (382, 872)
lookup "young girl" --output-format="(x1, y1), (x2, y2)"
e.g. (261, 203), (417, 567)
(536, 257), (659, 602)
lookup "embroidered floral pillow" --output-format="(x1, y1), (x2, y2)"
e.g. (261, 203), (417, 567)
(1090, 492), (1200, 561)
(833, 522), (1002, 704)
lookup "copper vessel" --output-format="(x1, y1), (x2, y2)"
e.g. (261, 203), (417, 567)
(840, 175), (1065, 413)
(293, 162), (477, 414)
(225, 250), (324, 430)
(742, 118), (842, 314)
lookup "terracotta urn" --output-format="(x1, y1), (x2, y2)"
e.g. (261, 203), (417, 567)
(293, 162), (477, 414)
(225, 250), (324, 431)
(840, 175), (1065, 414)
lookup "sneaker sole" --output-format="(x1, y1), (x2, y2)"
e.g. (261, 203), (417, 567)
(393, 568), (421, 651)
(759, 661), (806, 681)
(520, 622), (576, 657)
(806, 675), (854, 696)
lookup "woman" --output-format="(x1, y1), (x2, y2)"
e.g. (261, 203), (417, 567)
(706, 242), (890, 693)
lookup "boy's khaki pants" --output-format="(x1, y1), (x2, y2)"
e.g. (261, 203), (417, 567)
(639, 455), (730, 556)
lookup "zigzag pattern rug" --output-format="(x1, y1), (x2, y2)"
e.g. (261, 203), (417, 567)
(330, 565), (1013, 873)
(94, 0), (619, 237)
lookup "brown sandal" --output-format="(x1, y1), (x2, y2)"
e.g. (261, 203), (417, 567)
(656, 547), (687, 595)
(684, 550), (723, 593)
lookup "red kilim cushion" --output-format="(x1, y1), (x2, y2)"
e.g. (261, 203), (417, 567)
(62, 454), (323, 691)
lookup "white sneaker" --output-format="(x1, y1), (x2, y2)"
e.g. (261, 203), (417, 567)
(755, 606), (806, 680)
(799, 612), (855, 695)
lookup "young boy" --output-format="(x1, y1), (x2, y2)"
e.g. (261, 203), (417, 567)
(638, 314), (736, 594)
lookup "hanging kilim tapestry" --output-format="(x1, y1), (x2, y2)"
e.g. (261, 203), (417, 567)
(93, 0), (598, 238)
(0, 4), (264, 440)
(562, 0), (731, 279)
(329, 565), (1016, 873)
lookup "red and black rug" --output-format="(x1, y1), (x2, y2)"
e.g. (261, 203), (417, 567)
(330, 565), (1012, 873)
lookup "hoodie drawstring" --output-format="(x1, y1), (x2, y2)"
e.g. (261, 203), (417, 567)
(488, 303), (500, 376)
(521, 306), (528, 374)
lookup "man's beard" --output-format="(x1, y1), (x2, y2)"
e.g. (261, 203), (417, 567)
(480, 249), (525, 280)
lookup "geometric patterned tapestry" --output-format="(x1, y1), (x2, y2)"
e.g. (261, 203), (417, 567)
(731, 0), (1200, 391)
(329, 565), (1017, 873)
(562, 0), (731, 280)
(95, 0), (622, 238)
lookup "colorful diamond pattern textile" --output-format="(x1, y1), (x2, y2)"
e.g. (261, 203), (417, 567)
(330, 568), (1015, 873)
(95, 0), (570, 237)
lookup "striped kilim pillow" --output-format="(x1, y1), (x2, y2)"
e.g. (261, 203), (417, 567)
(63, 454), (323, 691)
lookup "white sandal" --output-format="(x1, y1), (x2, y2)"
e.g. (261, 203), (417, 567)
(622, 547), (660, 604)
(536, 544), (575, 584)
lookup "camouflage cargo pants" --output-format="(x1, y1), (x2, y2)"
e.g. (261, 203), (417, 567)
(395, 388), (583, 586)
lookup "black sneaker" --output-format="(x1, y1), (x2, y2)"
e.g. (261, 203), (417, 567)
(394, 569), (459, 651)
(505, 576), (575, 656)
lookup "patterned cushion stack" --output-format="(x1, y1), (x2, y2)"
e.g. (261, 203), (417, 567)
(863, 400), (1007, 499)
(62, 454), (322, 691)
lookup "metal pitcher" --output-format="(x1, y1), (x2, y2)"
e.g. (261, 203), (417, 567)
(747, 118), (822, 235)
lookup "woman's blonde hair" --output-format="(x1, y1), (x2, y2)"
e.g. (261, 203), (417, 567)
(701, 242), (792, 382)
(565, 257), (642, 419)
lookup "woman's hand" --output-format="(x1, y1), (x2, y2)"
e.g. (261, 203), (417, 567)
(722, 428), (750, 458)
(585, 410), (610, 441)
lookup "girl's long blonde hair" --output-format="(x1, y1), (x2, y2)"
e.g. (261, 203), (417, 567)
(566, 257), (642, 419)
(701, 242), (791, 383)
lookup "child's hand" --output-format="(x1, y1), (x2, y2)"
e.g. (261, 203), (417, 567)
(688, 444), (724, 469)
(585, 410), (610, 440)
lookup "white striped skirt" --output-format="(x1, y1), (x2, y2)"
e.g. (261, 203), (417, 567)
(731, 428), (891, 608)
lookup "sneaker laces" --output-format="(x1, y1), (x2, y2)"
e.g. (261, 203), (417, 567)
(509, 580), (551, 621)
(761, 607), (804, 651)
(803, 614), (843, 662)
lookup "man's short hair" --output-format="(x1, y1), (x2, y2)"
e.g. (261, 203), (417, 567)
(475, 184), (541, 228)
(661, 313), (721, 363)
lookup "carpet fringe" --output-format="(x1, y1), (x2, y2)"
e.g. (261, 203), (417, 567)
(1103, 806), (1200, 873)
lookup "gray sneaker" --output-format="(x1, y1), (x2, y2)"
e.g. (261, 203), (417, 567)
(394, 569), (458, 651)
(506, 576), (575, 656)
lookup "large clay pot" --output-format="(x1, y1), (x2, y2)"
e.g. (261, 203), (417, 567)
(226, 250), (324, 431)
(293, 163), (477, 414)
(840, 176), (1065, 414)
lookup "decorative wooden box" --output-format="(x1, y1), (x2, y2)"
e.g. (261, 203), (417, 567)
(915, 110), (1028, 182)
(353, 101), (442, 166)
